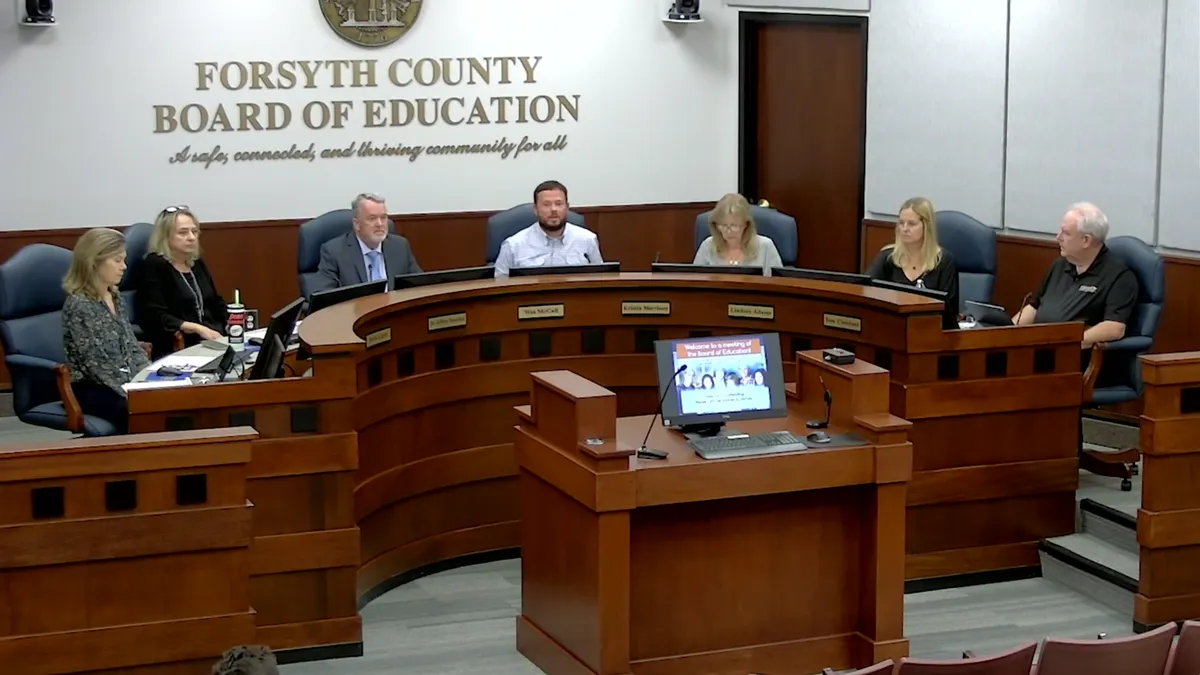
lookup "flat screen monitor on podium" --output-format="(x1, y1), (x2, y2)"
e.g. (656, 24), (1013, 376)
(869, 278), (948, 301)
(394, 266), (495, 289)
(653, 332), (788, 437)
(508, 262), (620, 277)
(651, 263), (763, 276)
(771, 267), (870, 284)
(308, 279), (387, 315)
(869, 278), (958, 329)
(249, 296), (305, 380)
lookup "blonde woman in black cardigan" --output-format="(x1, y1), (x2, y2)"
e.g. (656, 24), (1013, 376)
(135, 206), (228, 359)
(865, 197), (961, 330)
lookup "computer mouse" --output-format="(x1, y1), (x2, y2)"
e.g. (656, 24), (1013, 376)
(806, 431), (832, 444)
(156, 366), (183, 378)
(248, 337), (263, 347)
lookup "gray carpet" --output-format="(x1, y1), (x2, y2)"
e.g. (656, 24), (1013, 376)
(277, 559), (1130, 675)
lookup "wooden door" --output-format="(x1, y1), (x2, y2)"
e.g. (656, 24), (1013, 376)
(740, 14), (868, 272)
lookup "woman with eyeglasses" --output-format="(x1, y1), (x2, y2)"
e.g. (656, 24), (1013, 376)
(62, 228), (151, 434)
(135, 206), (228, 358)
(693, 193), (783, 271)
(865, 196), (960, 329)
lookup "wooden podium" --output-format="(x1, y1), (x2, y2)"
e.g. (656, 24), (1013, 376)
(1136, 352), (1200, 630)
(513, 351), (912, 675)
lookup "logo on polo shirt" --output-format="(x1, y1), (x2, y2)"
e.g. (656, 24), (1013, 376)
(319, 0), (424, 48)
(1079, 285), (1098, 293)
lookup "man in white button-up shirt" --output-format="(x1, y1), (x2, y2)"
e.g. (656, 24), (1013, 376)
(494, 181), (603, 278)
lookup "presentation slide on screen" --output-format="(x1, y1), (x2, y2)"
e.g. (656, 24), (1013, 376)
(671, 337), (772, 416)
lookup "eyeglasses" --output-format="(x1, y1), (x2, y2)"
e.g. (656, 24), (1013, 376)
(716, 222), (745, 231)
(161, 205), (190, 215)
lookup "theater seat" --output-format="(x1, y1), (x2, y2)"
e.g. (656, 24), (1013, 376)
(486, 203), (586, 264)
(0, 244), (116, 437)
(936, 210), (997, 305)
(695, 205), (798, 266)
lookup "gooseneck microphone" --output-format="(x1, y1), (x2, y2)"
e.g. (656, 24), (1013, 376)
(806, 376), (833, 429)
(637, 364), (687, 460)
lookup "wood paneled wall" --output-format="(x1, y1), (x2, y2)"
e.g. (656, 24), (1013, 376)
(0, 202), (713, 387)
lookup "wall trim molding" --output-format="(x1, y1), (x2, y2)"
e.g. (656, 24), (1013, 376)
(0, 202), (717, 240)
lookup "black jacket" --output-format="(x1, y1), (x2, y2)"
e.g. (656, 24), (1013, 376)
(135, 253), (228, 358)
(867, 247), (961, 330)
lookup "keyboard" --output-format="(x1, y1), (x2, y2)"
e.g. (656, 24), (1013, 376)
(689, 431), (808, 460)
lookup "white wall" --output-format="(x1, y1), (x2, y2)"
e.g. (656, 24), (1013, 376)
(864, 0), (1007, 225)
(0, 0), (740, 228)
(1158, 0), (1200, 252)
(865, 0), (1200, 251)
(2, 0), (1196, 250)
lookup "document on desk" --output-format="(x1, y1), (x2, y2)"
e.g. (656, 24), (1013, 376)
(154, 354), (216, 372)
(123, 379), (194, 392)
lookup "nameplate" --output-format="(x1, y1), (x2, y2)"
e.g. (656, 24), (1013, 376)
(823, 313), (862, 333)
(728, 303), (775, 320)
(365, 327), (392, 349)
(621, 301), (671, 316)
(518, 304), (566, 320)
(428, 312), (467, 332)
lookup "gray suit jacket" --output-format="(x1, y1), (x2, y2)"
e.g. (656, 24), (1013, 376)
(314, 232), (422, 293)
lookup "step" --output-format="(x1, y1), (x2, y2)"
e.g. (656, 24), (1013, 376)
(1039, 532), (1138, 617)
(1079, 498), (1138, 555)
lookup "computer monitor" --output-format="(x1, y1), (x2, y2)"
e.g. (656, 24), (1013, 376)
(771, 267), (871, 285)
(964, 300), (1013, 327)
(653, 332), (788, 437)
(650, 263), (763, 276)
(394, 266), (495, 289)
(248, 296), (305, 381)
(869, 279), (957, 329)
(307, 279), (387, 315)
(508, 262), (620, 277)
(869, 278), (949, 301)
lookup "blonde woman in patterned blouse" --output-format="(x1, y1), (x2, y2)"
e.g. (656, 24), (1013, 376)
(62, 228), (150, 433)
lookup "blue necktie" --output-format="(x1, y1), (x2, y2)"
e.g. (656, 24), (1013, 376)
(367, 250), (382, 282)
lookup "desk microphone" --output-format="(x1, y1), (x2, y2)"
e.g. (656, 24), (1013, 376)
(653, 251), (661, 263)
(638, 364), (686, 460)
(806, 376), (833, 429)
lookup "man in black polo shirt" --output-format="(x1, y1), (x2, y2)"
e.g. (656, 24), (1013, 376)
(1014, 203), (1138, 348)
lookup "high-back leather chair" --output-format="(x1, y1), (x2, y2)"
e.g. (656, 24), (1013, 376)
(121, 221), (154, 338)
(935, 210), (997, 305)
(1079, 235), (1165, 490)
(0, 244), (115, 436)
(485, 203), (586, 264)
(297, 209), (398, 296)
(694, 205), (798, 266)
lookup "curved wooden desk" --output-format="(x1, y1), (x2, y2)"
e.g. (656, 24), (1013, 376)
(125, 273), (1084, 658)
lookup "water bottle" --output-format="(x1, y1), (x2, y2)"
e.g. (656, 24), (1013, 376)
(226, 289), (246, 352)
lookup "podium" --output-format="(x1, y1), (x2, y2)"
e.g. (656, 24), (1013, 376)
(513, 351), (912, 675)
(1136, 352), (1200, 630)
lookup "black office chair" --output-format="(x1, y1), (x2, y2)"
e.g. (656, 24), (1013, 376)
(485, 203), (586, 265)
(1079, 235), (1165, 491)
(936, 210), (997, 306)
